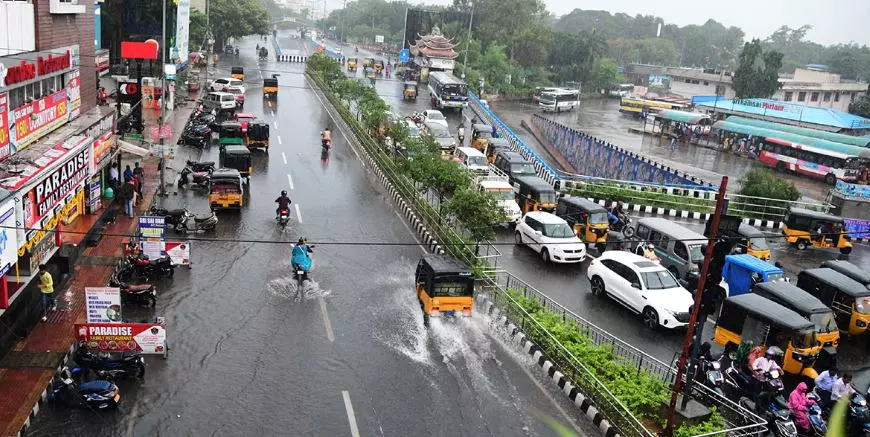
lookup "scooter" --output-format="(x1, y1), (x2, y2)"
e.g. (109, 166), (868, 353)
(108, 273), (157, 307)
(848, 392), (870, 437)
(130, 254), (174, 281)
(150, 206), (190, 231)
(74, 347), (146, 379)
(178, 167), (210, 189)
(805, 393), (827, 436)
(699, 356), (725, 395)
(49, 367), (120, 410)
(277, 208), (291, 229)
(179, 210), (218, 233)
(177, 128), (210, 148)
(186, 160), (216, 173)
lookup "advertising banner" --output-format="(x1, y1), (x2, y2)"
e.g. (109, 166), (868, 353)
(75, 323), (167, 354)
(648, 74), (671, 91)
(0, 200), (19, 276)
(0, 92), (9, 159)
(12, 89), (69, 151)
(85, 287), (122, 323)
(139, 240), (190, 266)
(92, 131), (115, 170)
(68, 70), (81, 120)
(138, 216), (165, 240)
(174, 0), (191, 64)
(21, 145), (90, 230)
(140, 241), (163, 260)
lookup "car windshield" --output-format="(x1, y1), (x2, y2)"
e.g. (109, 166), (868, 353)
(542, 222), (574, 238)
(467, 156), (488, 167)
(810, 312), (838, 333)
(589, 212), (608, 225)
(432, 281), (473, 297)
(539, 192), (556, 204)
(688, 244), (703, 261)
(511, 163), (536, 175)
(489, 190), (514, 201)
(792, 329), (817, 349)
(426, 112), (445, 120)
(230, 81), (242, 87)
(428, 126), (450, 138)
(750, 236), (769, 250)
(642, 270), (681, 290)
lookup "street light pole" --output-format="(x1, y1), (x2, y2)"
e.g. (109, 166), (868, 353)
(158, 0), (167, 196)
(461, 2), (473, 80)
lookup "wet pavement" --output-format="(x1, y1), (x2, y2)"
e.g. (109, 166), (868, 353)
(27, 35), (594, 437)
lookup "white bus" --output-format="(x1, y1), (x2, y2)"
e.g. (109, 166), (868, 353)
(539, 89), (580, 112)
(427, 71), (468, 110)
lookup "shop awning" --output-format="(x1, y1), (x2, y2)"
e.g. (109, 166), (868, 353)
(653, 109), (711, 125)
(117, 140), (151, 157)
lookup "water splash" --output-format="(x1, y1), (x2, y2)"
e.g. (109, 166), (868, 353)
(268, 275), (332, 303)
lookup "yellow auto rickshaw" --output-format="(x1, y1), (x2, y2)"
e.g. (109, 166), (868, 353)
(362, 58), (374, 69)
(555, 196), (609, 252)
(782, 207), (852, 254)
(263, 77), (278, 99)
(415, 254), (474, 326)
(471, 124), (493, 152)
(220, 145), (253, 178)
(514, 175), (556, 213)
(485, 137), (511, 164)
(209, 168), (244, 209)
(246, 120), (270, 150)
(403, 81), (418, 100)
(797, 268), (870, 336)
(347, 57), (358, 72)
(231, 66), (244, 80)
(713, 293), (822, 379)
(374, 60), (384, 75)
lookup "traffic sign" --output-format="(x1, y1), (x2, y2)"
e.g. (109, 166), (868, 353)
(399, 48), (409, 63)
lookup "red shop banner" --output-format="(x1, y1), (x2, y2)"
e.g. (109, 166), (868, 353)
(68, 70), (81, 119)
(75, 323), (167, 354)
(0, 93), (9, 159)
(13, 90), (69, 150)
(21, 145), (90, 229)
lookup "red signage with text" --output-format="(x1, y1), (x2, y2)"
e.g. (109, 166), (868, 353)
(37, 51), (71, 76)
(121, 41), (159, 60)
(12, 90), (69, 150)
(0, 93), (9, 159)
(2, 51), (71, 87)
(75, 323), (167, 353)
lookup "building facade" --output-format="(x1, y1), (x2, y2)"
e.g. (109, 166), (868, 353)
(775, 68), (867, 112)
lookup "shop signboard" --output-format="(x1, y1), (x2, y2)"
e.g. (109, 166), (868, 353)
(138, 216), (165, 240)
(11, 89), (69, 151)
(95, 49), (110, 73)
(68, 70), (81, 120)
(429, 58), (454, 70)
(648, 74), (671, 91)
(75, 323), (167, 354)
(174, 0), (191, 64)
(85, 287), (122, 323)
(139, 240), (191, 266)
(835, 180), (870, 201)
(0, 92), (9, 159)
(0, 200), (19, 276)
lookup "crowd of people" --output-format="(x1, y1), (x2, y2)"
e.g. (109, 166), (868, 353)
(108, 162), (146, 217)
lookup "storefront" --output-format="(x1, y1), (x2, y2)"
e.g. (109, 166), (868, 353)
(4, 135), (92, 278)
(0, 198), (21, 309)
(74, 112), (116, 213)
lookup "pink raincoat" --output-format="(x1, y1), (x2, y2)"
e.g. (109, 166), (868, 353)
(788, 382), (813, 431)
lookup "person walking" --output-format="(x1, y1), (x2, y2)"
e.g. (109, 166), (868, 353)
(118, 178), (135, 217)
(37, 264), (54, 322)
(123, 165), (133, 181)
(109, 166), (119, 191)
(814, 366), (838, 408)
(668, 134), (677, 152)
(133, 162), (144, 197)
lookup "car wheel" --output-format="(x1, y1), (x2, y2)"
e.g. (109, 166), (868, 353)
(590, 276), (605, 296)
(642, 307), (660, 329)
(797, 240), (808, 250)
(514, 232), (523, 245)
(541, 248), (550, 263)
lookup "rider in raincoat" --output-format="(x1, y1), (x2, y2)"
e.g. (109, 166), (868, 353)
(291, 237), (313, 273)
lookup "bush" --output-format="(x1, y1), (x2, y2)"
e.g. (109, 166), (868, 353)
(733, 169), (801, 220)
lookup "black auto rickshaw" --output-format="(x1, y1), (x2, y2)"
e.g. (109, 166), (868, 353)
(513, 175), (556, 213)
(415, 254), (474, 326)
(555, 196), (609, 252)
(821, 260), (870, 290)
(713, 223), (771, 261)
(485, 137), (511, 164)
(209, 168), (244, 209)
(752, 281), (839, 369)
(403, 81), (418, 100)
(220, 145), (253, 179)
(263, 77), (278, 99)
(362, 58), (374, 69)
(217, 121), (245, 147)
(471, 124), (494, 152)
(347, 57), (358, 71)
(782, 207), (852, 254)
(374, 60), (384, 75)
(713, 293), (822, 379)
(797, 268), (870, 336)
(231, 66), (244, 80)
(246, 120), (270, 150)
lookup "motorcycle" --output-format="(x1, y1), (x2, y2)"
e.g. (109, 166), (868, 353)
(186, 160), (216, 173)
(724, 361), (786, 404)
(805, 393), (827, 436)
(74, 347), (146, 379)
(130, 254), (175, 280)
(292, 244), (315, 287)
(277, 208), (291, 229)
(733, 368), (797, 437)
(408, 112), (425, 125)
(177, 128), (210, 148)
(49, 367), (120, 410)
(848, 392), (870, 437)
(178, 167), (210, 189)
(180, 210), (218, 233)
(150, 206), (190, 231)
(609, 213), (634, 237)
(699, 356), (725, 395)
(108, 273), (157, 307)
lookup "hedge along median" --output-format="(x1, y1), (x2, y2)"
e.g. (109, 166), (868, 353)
(305, 53), (732, 436)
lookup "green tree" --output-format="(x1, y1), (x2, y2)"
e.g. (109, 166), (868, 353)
(587, 58), (623, 93)
(732, 39), (784, 99)
(635, 38), (680, 65)
(189, 10), (207, 50)
(208, 0), (271, 51)
(443, 187), (502, 242)
(737, 169), (801, 202)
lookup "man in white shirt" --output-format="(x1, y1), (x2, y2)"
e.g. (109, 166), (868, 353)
(109, 166), (119, 190)
(831, 373), (855, 403)
(752, 348), (782, 381)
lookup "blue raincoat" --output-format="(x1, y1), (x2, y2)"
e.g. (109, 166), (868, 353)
(291, 244), (312, 272)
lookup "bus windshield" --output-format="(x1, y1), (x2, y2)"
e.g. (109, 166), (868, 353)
(441, 83), (467, 97)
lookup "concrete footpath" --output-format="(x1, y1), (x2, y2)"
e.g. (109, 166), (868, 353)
(0, 101), (198, 437)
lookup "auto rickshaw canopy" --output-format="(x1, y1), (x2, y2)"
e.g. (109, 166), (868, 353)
(220, 145), (253, 175)
(210, 168), (242, 185)
(557, 196), (608, 220)
(415, 254), (474, 293)
(799, 268), (870, 298)
(753, 281), (832, 317)
(820, 260), (870, 289)
(263, 78), (278, 88)
(363, 58), (374, 67)
(247, 121), (270, 141)
(403, 81), (417, 90)
(347, 57), (358, 64)
(722, 254), (785, 297)
(720, 293), (816, 332)
(231, 66), (244, 76)
(472, 124), (493, 137)
(219, 121), (244, 137)
(784, 207), (845, 231)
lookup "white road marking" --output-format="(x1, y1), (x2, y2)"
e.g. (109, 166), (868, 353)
(319, 297), (335, 342)
(271, 109), (276, 117)
(282, 152), (287, 164)
(395, 211), (427, 253)
(294, 203), (302, 223)
(341, 391), (361, 437)
(273, 121), (278, 128)
(287, 173), (295, 190)
(277, 135), (283, 145)
(267, 101), (273, 108)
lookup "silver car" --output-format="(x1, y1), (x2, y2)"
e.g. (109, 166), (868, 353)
(424, 122), (457, 151)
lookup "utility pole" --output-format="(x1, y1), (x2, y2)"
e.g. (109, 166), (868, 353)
(461, 2), (473, 80)
(158, 0), (168, 197)
(401, 8), (408, 49)
(664, 176), (729, 437)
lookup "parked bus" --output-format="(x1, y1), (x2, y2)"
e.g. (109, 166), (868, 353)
(759, 137), (870, 184)
(618, 97), (687, 116)
(532, 87), (559, 103)
(428, 71), (468, 110)
(539, 89), (581, 112)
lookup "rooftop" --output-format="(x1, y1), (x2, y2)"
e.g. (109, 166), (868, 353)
(410, 26), (458, 59)
(697, 98), (870, 130)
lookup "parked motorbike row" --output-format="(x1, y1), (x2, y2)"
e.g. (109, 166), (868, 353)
(149, 205), (218, 233)
(177, 107), (218, 148)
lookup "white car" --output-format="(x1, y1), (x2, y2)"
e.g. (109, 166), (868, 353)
(515, 211), (587, 263)
(209, 78), (245, 93)
(421, 109), (448, 129)
(586, 251), (695, 329)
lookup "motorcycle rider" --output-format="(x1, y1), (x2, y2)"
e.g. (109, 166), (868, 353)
(751, 347), (783, 402)
(234, 48), (239, 57)
(275, 190), (292, 219)
(457, 121), (466, 144)
(788, 382), (815, 434)
(321, 126), (332, 148)
(608, 202), (625, 229)
(291, 237), (313, 274)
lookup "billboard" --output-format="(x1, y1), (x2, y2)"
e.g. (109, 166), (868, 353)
(68, 70), (81, 120)
(85, 287), (122, 323)
(174, 0), (191, 64)
(11, 89), (69, 151)
(648, 74), (671, 91)
(75, 323), (167, 354)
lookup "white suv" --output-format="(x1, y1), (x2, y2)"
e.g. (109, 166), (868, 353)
(209, 78), (245, 93)
(515, 211), (587, 263)
(586, 251), (695, 329)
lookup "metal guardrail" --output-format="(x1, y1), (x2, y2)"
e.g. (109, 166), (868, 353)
(480, 270), (768, 437)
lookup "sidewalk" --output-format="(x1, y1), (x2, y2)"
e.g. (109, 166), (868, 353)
(0, 100), (198, 437)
